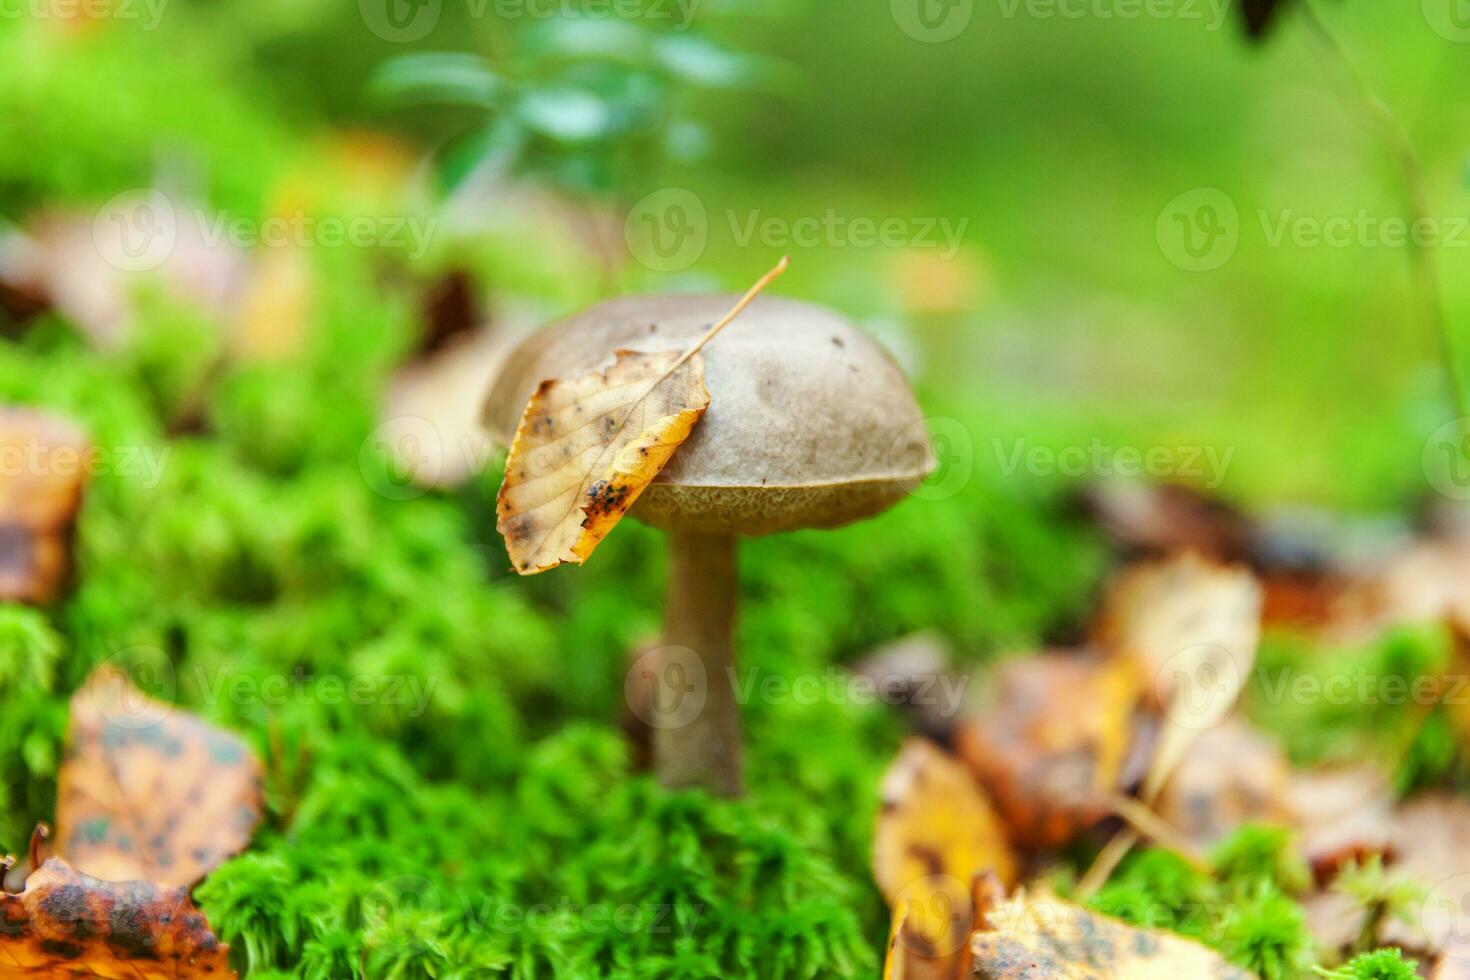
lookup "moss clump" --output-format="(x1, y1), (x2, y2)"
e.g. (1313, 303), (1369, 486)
(0, 228), (1102, 975)
(1317, 948), (1419, 980)
(1248, 623), (1466, 795)
(1089, 826), (1314, 979)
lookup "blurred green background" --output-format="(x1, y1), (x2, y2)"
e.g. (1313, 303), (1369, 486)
(2, 1), (1469, 976)
(5, 0), (1470, 506)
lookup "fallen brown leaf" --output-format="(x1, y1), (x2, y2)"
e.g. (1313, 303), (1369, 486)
(954, 653), (1139, 849)
(1379, 793), (1470, 964)
(1286, 766), (1394, 879)
(1076, 479), (1250, 563)
(1079, 555), (1260, 898)
(383, 321), (527, 492)
(971, 891), (1253, 979)
(1, 203), (245, 351)
(0, 407), (90, 604)
(496, 258), (786, 574)
(851, 632), (967, 744)
(0, 857), (234, 979)
(1094, 554), (1261, 718)
(1155, 716), (1292, 850)
(874, 738), (1016, 964)
(56, 667), (263, 888)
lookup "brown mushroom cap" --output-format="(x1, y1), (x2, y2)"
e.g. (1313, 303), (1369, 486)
(483, 294), (935, 535)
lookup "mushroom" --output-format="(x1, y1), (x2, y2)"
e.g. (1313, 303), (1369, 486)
(484, 294), (935, 795)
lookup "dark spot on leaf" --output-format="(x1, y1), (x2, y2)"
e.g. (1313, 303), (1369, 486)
(40, 939), (84, 959)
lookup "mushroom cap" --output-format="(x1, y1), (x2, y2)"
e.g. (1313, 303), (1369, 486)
(483, 294), (935, 535)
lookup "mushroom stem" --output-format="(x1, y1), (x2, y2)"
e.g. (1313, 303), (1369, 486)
(657, 529), (744, 796)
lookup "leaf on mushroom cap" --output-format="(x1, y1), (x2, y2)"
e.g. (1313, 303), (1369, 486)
(484, 288), (933, 537)
(874, 738), (1017, 963)
(496, 348), (711, 573)
(495, 259), (786, 573)
(971, 891), (1254, 979)
(0, 857), (235, 979)
(0, 407), (91, 605)
(56, 666), (264, 888)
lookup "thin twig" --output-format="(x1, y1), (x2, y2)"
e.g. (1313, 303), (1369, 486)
(1109, 794), (1212, 872)
(670, 255), (790, 372)
(1299, 0), (1465, 420)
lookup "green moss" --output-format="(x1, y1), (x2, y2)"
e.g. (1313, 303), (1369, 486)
(1248, 623), (1466, 795)
(0, 213), (1105, 974)
(1089, 827), (1318, 979)
(1316, 948), (1419, 979)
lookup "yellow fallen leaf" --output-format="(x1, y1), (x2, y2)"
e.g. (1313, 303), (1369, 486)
(496, 258), (787, 574)
(873, 739), (1016, 964)
(497, 348), (710, 573)
(972, 891), (1254, 979)
(56, 666), (264, 888)
(1078, 555), (1261, 897)
(883, 874), (1008, 980)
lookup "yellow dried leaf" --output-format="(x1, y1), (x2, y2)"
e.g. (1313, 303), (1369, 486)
(883, 874), (1007, 980)
(972, 892), (1253, 979)
(874, 739), (1016, 963)
(56, 666), (264, 888)
(496, 257), (787, 574)
(497, 348), (710, 573)
(1094, 555), (1260, 798)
